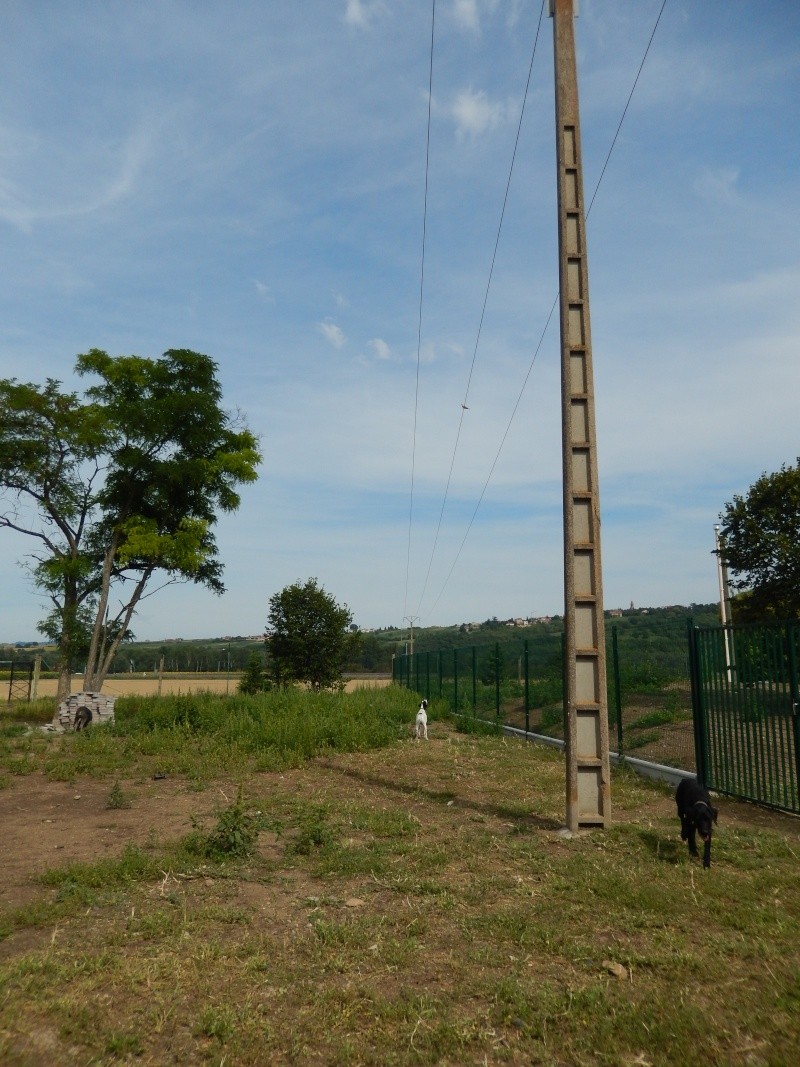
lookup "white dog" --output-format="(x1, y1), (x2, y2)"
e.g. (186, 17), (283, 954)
(415, 699), (428, 740)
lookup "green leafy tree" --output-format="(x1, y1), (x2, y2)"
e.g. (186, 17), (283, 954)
(239, 652), (270, 695)
(266, 578), (360, 691)
(718, 459), (800, 622)
(0, 349), (261, 700)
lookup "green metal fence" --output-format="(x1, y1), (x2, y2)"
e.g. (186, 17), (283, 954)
(394, 626), (696, 772)
(394, 619), (800, 814)
(689, 620), (800, 814)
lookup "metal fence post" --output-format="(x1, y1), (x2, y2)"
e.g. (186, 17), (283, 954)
(472, 646), (477, 712)
(687, 618), (707, 784)
(612, 626), (623, 756)
(495, 641), (501, 721)
(524, 639), (530, 735)
(787, 621), (800, 806)
(453, 648), (458, 715)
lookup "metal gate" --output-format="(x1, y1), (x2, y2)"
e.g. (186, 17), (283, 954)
(688, 620), (800, 814)
(2, 659), (34, 703)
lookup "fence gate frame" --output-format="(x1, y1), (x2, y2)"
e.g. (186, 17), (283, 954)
(3, 660), (34, 704)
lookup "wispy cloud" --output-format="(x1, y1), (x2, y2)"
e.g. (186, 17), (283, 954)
(450, 87), (512, 139)
(693, 166), (742, 207)
(0, 121), (157, 231)
(452, 0), (481, 33)
(318, 320), (347, 349)
(254, 280), (273, 301)
(368, 338), (391, 360)
(344, 0), (385, 29)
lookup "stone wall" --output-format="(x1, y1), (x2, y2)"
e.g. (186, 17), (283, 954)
(53, 692), (117, 731)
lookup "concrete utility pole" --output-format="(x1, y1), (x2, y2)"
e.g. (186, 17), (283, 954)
(403, 615), (420, 658)
(551, 0), (611, 830)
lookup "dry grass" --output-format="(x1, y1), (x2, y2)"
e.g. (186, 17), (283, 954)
(28, 673), (391, 700)
(1, 726), (799, 1066)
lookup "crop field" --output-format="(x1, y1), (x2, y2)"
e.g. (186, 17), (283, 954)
(0, 689), (799, 1065)
(25, 673), (392, 700)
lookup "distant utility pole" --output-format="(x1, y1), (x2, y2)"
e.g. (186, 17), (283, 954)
(403, 615), (420, 657)
(713, 524), (735, 679)
(551, 0), (611, 830)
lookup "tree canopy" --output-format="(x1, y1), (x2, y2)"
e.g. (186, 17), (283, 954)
(266, 578), (360, 691)
(0, 349), (261, 699)
(718, 459), (800, 622)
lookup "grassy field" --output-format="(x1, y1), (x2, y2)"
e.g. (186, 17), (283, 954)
(0, 689), (799, 1065)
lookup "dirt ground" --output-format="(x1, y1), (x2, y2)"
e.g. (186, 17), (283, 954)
(2, 728), (800, 1066)
(2, 730), (797, 922)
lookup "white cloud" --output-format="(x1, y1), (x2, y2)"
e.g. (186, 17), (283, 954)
(452, 0), (480, 33)
(254, 280), (273, 300)
(344, 0), (385, 28)
(369, 337), (391, 360)
(451, 87), (510, 139)
(318, 320), (346, 349)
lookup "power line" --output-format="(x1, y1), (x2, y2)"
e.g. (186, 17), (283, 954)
(421, 0), (670, 620)
(403, 0), (437, 621)
(414, 0), (548, 619)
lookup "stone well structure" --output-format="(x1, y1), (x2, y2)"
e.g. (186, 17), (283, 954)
(53, 692), (117, 731)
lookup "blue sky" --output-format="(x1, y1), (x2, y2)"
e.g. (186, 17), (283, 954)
(1, 0), (799, 642)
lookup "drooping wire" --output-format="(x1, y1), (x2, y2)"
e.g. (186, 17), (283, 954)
(414, 0), (548, 619)
(423, 0), (670, 620)
(425, 295), (558, 621)
(586, 0), (669, 219)
(403, 0), (437, 621)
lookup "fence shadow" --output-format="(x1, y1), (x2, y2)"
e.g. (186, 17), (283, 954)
(316, 760), (563, 832)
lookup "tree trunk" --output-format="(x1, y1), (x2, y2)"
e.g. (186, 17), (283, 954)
(55, 661), (72, 704)
(83, 534), (119, 691)
(89, 568), (152, 692)
(55, 576), (79, 703)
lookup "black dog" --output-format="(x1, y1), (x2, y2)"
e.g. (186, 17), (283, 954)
(676, 778), (718, 868)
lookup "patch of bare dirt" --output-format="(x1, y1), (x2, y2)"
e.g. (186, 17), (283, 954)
(0, 774), (224, 911)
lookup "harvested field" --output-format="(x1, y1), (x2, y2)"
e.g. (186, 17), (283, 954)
(27, 673), (391, 700)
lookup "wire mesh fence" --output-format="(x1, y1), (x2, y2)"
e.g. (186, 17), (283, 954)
(394, 625), (697, 773)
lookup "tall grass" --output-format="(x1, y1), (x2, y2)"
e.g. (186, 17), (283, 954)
(1, 686), (428, 782)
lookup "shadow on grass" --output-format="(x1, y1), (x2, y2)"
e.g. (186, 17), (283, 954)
(637, 828), (681, 863)
(317, 760), (562, 832)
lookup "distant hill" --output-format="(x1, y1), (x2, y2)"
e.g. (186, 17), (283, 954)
(1, 603), (721, 678)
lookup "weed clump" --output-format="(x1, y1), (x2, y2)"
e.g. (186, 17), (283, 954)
(106, 780), (132, 809)
(186, 786), (265, 860)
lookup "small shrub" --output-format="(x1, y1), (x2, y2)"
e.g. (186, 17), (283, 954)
(187, 786), (263, 860)
(106, 780), (132, 810)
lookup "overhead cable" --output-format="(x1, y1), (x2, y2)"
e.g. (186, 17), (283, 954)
(414, 0), (548, 619)
(403, 0), (437, 621)
(423, 0), (670, 619)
